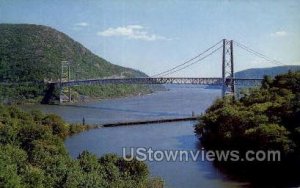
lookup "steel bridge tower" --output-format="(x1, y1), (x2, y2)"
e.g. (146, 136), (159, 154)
(60, 60), (71, 103)
(222, 39), (234, 97)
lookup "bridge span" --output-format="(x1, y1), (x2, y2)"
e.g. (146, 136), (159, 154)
(54, 77), (263, 87)
(50, 38), (281, 103)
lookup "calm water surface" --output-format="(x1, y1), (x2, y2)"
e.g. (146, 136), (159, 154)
(23, 85), (248, 188)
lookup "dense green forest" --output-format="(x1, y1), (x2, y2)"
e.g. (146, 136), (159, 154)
(0, 105), (163, 187)
(195, 71), (300, 184)
(196, 71), (300, 152)
(0, 24), (154, 103)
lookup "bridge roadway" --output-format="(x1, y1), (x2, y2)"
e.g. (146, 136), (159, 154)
(53, 77), (263, 87)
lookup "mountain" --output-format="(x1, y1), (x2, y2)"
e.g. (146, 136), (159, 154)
(0, 24), (156, 103)
(235, 65), (300, 78)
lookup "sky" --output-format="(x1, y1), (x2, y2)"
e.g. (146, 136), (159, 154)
(0, 0), (300, 77)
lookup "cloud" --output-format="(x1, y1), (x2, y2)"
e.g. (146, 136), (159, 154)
(97, 25), (170, 41)
(270, 31), (288, 37)
(75, 22), (89, 27)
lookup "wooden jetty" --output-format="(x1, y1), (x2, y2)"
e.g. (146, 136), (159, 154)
(98, 117), (198, 127)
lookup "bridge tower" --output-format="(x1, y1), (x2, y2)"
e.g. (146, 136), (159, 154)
(60, 60), (71, 103)
(222, 39), (234, 97)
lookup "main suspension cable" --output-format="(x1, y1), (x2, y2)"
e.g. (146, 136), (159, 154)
(157, 45), (223, 77)
(233, 40), (285, 66)
(151, 40), (223, 77)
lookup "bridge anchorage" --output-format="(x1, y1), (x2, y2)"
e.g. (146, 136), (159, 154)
(49, 38), (273, 104)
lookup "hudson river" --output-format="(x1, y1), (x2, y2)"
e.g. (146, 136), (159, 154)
(24, 85), (249, 188)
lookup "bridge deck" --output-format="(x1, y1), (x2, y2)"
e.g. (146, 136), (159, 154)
(51, 77), (263, 87)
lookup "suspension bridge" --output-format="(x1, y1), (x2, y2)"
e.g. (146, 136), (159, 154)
(46, 39), (284, 103)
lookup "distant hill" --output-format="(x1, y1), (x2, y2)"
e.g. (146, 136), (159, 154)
(204, 65), (300, 90)
(235, 65), (300, 78)
(0, 24), (157, 103)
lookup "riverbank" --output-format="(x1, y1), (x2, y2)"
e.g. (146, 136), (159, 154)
(62, 89), (156, 105)
(1, 81), (167, 105)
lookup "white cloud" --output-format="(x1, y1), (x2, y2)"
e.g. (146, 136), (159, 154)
(270, 31), (288, 37)
(75, 22), (89, 27)
(97, 25), (170, 41)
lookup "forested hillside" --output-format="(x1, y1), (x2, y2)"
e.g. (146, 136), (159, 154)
(0, 105), (163, 187)
(0, 24), (153, 103)
(195, 71), (300, 185)
(235, 65), (300, 78)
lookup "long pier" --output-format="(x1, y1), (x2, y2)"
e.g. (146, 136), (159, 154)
(97, 117), (198, 127)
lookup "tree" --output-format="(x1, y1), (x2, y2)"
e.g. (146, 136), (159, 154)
(195, 71), (300, 164)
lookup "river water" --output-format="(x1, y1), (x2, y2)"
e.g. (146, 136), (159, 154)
(23, 85), (249, 188)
